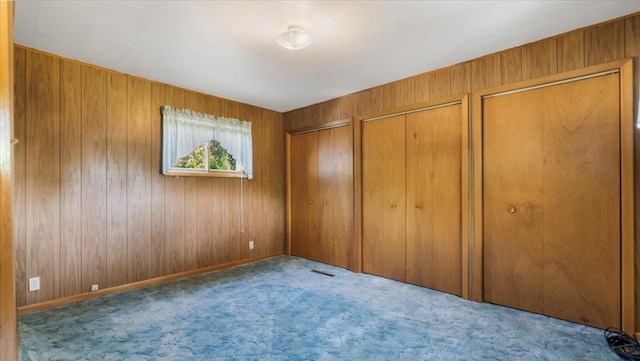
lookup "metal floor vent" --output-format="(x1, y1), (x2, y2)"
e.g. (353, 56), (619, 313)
(311, 269), (335, 277)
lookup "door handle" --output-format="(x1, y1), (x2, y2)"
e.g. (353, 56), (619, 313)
(507, 206), (516, 214)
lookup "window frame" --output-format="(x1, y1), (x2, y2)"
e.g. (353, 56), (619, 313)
(164, 141), (247, 178)
(161, 105), (252, 179)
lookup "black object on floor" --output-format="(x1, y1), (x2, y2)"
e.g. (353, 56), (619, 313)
(311, 269), (334, 277)
(605, 327), (640, 360)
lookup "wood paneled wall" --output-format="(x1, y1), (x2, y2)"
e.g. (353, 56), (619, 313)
(285, 14), (640, 130)
(1, 2), (17, 360)
(284, 13), (640, 329)
(13, 46), (286, 308)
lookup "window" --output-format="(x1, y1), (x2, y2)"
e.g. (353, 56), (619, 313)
(161, 105), (253, 179)
(174, 140), (237, 171)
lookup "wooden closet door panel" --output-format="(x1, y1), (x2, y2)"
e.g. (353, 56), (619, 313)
(362, 115), (406, 282)
(290, 132), (319, 259)
(406, 111), (434, 288)
(318, 125), (352, 269)
(407, 105), (463, 295)
(541, 74), (620, 329)
(483, 91), (544, 314)
(430, 105), (462, 295)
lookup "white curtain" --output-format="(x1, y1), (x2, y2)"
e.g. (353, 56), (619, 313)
(162, 105), (253, 179)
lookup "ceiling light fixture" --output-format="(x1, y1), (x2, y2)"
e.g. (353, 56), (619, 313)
(276, 25), (314, 50)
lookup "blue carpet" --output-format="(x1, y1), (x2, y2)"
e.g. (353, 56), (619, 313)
(19, 256), (618, 360)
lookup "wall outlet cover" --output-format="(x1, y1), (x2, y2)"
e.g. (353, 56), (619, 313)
(28, 277), (40, 292)
(249, 240), (254, 250)
(91, 284), (99, 292)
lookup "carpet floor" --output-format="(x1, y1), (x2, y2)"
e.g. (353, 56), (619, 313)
(19, 256), (618, 360)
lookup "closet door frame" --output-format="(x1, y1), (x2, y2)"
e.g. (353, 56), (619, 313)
(471, 59), (634, 333)
(355, 94), (470, 299)
(286, 119), (355, 268)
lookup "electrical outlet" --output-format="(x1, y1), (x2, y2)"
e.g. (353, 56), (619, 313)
(28, 277), (40, 292)
(249, 240), (254, 250)
(90, 284), (99, 292)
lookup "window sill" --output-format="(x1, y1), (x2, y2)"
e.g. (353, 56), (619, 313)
(163, 169), (247, 179)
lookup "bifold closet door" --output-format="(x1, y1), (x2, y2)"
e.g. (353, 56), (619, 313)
(290, 131), (319, 260)
(317, 126), (352, 269)
(483, 73), (621, 329)
(406, 105), (462, 296)
(362, 115), (406, 282)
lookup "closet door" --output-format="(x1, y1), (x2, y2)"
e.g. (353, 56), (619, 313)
(290, 131), (319, 260)
(406, 105), (462, 296)
(483, 89), (544, 315)
(483, 73), (621, 329)
(362, 115), (406, 282)
(317, 126), (352, 269)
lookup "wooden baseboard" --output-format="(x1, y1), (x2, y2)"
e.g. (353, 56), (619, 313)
(18, 252), (284, 315)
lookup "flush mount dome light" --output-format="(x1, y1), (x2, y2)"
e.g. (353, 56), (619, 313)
(276, 25), (314, 50)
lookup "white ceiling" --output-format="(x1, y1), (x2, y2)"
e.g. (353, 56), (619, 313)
(13, 1), (640, 113)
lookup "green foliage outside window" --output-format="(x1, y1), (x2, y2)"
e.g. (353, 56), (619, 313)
(174, 140), (236, 171)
